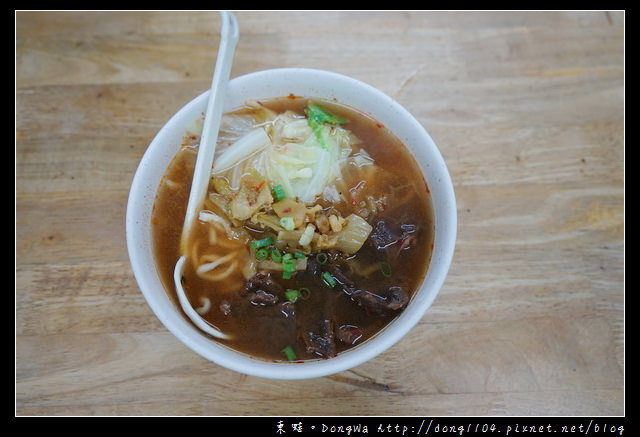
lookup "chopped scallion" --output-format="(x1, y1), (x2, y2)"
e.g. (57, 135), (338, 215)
(281, 345), (297, 361)
(299, 287), (311, 300)
(282, 255), (296, 280)
(316, 252), (328, 265)
(272, 184), (286, 201)
(306, 103), (349, 126)
(380, 261), (392, 277)
(284, 289), (301, 302)
(294, 251), (306, 259)
(306, 103), (350, 150)
(322, 271), (337, 288)
(256, 248), (269, 260)
(298, 224), (315, 247)
(282, 258), (296, 272)
(280, 216), (295, 231)
(251, 236), (274, 249)
(270, 248), (282, 263)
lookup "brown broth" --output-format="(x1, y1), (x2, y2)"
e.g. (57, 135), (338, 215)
(151, 97), (434, 362)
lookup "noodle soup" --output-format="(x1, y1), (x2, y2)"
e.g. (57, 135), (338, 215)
(152, 97), (434, 362)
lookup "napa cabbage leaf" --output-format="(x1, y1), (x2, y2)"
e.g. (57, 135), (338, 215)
(212, 102), (357, 203)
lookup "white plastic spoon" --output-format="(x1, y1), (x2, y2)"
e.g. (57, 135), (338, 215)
(173, 11), (239, 340)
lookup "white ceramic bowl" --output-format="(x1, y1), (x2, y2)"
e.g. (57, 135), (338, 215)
(126, 68), (456, 379)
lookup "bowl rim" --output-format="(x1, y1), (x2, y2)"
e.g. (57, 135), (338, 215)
(126, 67), (457, 379)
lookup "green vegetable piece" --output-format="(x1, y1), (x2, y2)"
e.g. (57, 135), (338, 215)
(306, 103), (349, 150)
(270, 248), (283, 263)
(282, 258), (296, 272)
(316, 252), (328, 265)
(306, 103), (349, 126)
(251, 236), (274, 249)
(380, 261), (393, 277)
(256, 248), (269, 260)
(282, 253), (296, 279)
(282, 254), (296, 279)
(284, 289), (301, 302)
(280, 216), (295, 231)
(299, 287), (311, 300)
(272, 184), (286, 201)
(322, 271), (337, 288)
(281, 345), (297, 361)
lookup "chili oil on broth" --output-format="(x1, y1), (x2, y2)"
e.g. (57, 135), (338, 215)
(151, 97), (434, 362)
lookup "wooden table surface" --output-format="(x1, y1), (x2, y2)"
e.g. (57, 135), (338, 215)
(16, 11), (624, 417)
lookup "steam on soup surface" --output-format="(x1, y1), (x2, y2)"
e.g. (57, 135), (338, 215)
(152, 97), (434, 362)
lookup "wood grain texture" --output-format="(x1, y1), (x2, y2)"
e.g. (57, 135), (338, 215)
(16, 10), (624, 416)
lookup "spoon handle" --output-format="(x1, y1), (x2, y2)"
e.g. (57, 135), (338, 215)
(173, 12), (239, 340)
(180, 11), (239, 253)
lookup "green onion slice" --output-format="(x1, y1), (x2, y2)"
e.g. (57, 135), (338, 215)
(322, 271), (337, 288)
(282, 258), (296, 272)
(280, 216), (295, 231)
(270, 248), (283, 263)
(284, 289), (301, 302)
(281, 345), (297, 361)
(281, 255), (295, 279)
(251, 236), (274, 250)
(306, 103), (349, 151)
(316, 252), (328, 265)
(299, 287), (311, 300)
(306, 103), (349, 126)
(272, 184), (286, 201)
(380, 261), (393, 277)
